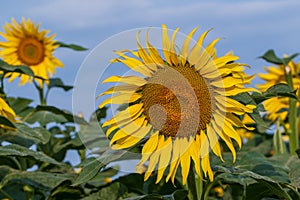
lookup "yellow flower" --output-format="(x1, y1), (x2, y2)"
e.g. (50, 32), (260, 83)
(0, 18), (63, 86)
(0, 97), (16, 129)
(99, 25), (256, 184)
(257, 60), (300, 122)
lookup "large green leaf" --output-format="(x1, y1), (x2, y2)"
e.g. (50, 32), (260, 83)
(56, 41), (88, 51)
(0, 123), (51, 146)
(0, 166), (74, 190)
(35, 105), (88, 124)
(0, 144), (61, 165)
(23, 105), (88, 125)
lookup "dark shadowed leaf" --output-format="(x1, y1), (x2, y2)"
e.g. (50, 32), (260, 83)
(56, 41), (88, 51)
(82, 182), (127, 200)
(0, 60), (34, 76)
(260, 49), (299, 66)
(35, 105), (88, 124)
(252, 83), (298, 104)
(49, 78), (73, 91)
(0, 116), (16, 128)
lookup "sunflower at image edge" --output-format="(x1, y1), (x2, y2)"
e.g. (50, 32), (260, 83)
(257, 60), (300, 122)
(0, 97), (16, 129)
(99, 25), (257, 184)
(0, 18), (63, 86)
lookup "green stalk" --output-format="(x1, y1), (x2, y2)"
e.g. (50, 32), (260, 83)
(34, 81), (46, 105)
(195, 173), (203, 200)
(285, 65), (299, 154)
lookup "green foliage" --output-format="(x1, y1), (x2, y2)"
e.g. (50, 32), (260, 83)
(260, 49), (298, 66)
(56, 41), (88, 51)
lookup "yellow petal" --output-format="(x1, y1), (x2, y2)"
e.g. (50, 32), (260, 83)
(181, 27), (199, 66)
(99, 93), (142, 108)
(189, 29), (212, 66)
(102, 75), (147, 86)
(103, 104), (144, 127)
(156, 136), (172, 183)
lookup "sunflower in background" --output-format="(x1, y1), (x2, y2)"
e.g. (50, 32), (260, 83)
(257, 60), (300, 122)
(0, 97), (16, 129)
(0, 18), (63, 87)
(99, 25), (256, 184)
(236, 114), (255, 141)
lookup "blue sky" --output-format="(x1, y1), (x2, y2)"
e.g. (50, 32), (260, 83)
(1, 0), (300, 116)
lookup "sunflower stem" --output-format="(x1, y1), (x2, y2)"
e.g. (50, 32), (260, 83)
(285, 65), (299, 154)
(187, 164), (198, 200)
(34, 81), (46, 105)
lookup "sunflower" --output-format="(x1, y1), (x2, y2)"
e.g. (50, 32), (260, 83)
(236, 114), (255, 141)
(257, 60), (300, 122)
(0, 97), (16, 129)
(99, 25), (256, 184)
(0, 18), (63, 86)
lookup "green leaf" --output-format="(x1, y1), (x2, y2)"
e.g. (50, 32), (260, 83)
(0, 60), (34, 76)
(7, 97), (33, 114)
(35, 105), (88, 125)
(252, 83), (299, 104)
(56, 41), (88, 51)
(73, 157), (104, 186)
(125, 190), (188, 200)
(78, 119), (108, 150)
(0, 166), (74, 190)
(0, 123), (51, 146)
(73, 148), (136, 185)
(48, 78), (73, 91)
(0, 115), (16, 128)
(23, 105), (88, 125)
(125, 194), (165, 200)
(82, 182), (127, 200)
(116, 173), (145, 195)
(0, 144), (61, 165)
(24, 110), (68, 125)
(86, 167), (118, 187)
(260, 49), (299, 66)
(163, 190), (188, 200)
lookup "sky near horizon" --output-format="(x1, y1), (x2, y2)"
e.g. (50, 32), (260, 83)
(1, 0), (300, 115)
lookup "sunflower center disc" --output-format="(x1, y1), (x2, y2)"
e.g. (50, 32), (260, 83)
(17, 37), (45, 66)
(142, 66), (213, 137)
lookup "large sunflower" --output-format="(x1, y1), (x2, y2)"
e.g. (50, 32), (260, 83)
(0, 97), (16, 129)
(99, 25), (256, 184)
(257, 60), (300, 122)
(0, 18), (63, 86)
